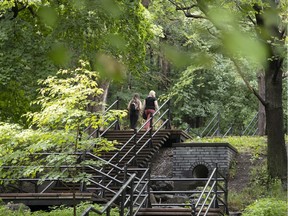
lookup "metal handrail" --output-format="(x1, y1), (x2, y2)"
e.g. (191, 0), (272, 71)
(35, 99), (122, 193)
(87, 98), (120, 139)
(81, 173), (136, 216)
(81, 166), (150, 216)
(242, 112), (258, 136)
(83, 100), (119, 133)
(195, 168), (216, 207)
(83, 99), (171, 214)
(190, 165), (228, 216)
(200, 113), (219, 137)
(197, 181), (216, 215)
(98, 99), (171, 180)
(222, 124), (233, 137)
(149, 172), (228, 216)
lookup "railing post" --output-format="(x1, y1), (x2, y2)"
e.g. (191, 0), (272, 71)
(213, 163), (219, 208)
(107, 206), (111, 216)
(35, 172), (38, 193)
(80, 151), (87, 192)
(217, 111), (220, 136)
(101, 164), (106, 198)
(147, 164), (151, 208)
(191, 199), (196, 216)
(166, 99), (171, 129)
(129, 176), (134, 216)
(133, 130), (137, 166)
(149, 115), (153, 148)
(120, 164), (127, 216)
(115, 97), (120, 130)
(224, 173), (229, 215)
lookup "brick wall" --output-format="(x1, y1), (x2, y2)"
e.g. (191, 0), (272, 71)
(173, 143), (238, 178)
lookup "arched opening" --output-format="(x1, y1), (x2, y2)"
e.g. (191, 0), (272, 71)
(192, 164), (209, 178)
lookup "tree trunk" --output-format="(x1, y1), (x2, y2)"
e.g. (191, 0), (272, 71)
(158, 55), (170, 90)
(253, 1), (287, 183)
(265, 59), (287, 182)
(141, 0), (150, 8)
(258, 72), (266, 135)
(87, 80), (110, 113)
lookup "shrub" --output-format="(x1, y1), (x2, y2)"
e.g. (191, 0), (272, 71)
(242, 198), (287, 216)
(0, 202), (121, 216)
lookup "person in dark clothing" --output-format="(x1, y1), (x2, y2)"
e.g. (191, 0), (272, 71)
(143, 90), (159, 130)
(127, 93), (142, 130)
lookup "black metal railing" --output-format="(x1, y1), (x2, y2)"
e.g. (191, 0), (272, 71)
(187, 111), (260, 138)
(191, 164), (228, 216)
(96, 99), (171, 182)
(0, 98), (172, 216)
(241, 112), (258, 136)
(201, 112), (220, 138)
(80, 166), (150, 216)
(85, 97), (121, 139)
(149, 165), (228, 216)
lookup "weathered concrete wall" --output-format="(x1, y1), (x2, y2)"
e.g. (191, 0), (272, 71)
(173, 143), (237, 178)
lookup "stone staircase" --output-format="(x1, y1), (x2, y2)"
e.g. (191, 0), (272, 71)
(100, 130), (171, 167)
(46, 130), (172, 201)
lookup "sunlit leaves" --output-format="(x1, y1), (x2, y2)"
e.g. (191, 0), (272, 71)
(0, 60), (124, 183)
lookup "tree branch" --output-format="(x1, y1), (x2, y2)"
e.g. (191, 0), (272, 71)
(10, 1), (28, 19)
(206, 27), (219, 39)
(176, 5), (197, 10)
(168, 0), (206, 19)
(184, 11), (206, 19)
(231, 58), (267, 107)
(247, 15), (256, 25)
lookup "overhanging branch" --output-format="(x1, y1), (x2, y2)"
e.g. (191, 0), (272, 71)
(176, 5), (197, 10)
(168, 0), (206, 19)
(184, 12), (206, 19)
(231, 58), (267, 107)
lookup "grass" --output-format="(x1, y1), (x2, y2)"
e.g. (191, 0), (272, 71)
(189, 135), (267, 155)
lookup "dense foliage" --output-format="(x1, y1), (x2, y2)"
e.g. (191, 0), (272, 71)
(0, 61), (125, 184)
(0, 202), (121, 216)
(0, 0), (152, 124)
(242, 198), (287, 216)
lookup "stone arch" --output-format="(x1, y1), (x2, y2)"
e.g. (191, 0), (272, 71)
(189, 161), (212, 178)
